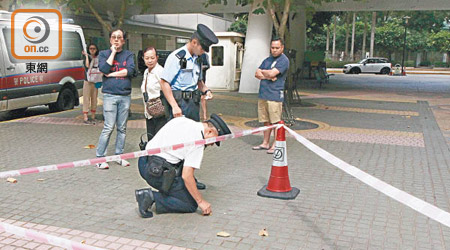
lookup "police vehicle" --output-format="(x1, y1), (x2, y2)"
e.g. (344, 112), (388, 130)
(0, 10), (86, 114)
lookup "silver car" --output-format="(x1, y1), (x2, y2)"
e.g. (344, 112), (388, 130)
(343, 58), (392, 75)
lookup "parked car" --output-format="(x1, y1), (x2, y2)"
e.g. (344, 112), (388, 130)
(0, 11), (86, 114)
(343, 58), (392, 75)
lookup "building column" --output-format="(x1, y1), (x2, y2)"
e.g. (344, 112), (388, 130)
(238, 0), (272, 93)
(289, 9), (306, 69)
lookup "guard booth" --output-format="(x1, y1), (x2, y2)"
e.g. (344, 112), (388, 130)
(206, 32), (245, 91)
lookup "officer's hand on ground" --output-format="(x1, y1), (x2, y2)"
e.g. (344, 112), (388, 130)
(172, 106), (183, 118)
(198, 200), (211, 215)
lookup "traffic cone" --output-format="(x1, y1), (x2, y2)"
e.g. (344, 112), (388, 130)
(257, 121), (300, 200)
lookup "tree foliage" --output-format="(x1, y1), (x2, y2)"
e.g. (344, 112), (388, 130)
(428, 30), (450, 63)
(228, 13), (248, 34)
(11, 0), (150, 32)
(306, 10), (450, 62)
(205, 0), (346, 41)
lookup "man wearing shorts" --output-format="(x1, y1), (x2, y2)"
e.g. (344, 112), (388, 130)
(252, 38), (289, 154)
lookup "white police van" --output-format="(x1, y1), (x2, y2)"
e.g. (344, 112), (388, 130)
(0, 10), (86, 114)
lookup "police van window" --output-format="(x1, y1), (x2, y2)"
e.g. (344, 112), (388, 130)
(2, 28), (82, 63)
(59, 31), (83, 61)
(211, 46), (224, 66)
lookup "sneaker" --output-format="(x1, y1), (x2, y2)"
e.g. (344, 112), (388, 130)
(96, 162), (109, 169)
(115, 159), (130, 167)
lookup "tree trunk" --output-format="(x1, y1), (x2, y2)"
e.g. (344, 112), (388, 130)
(344, 13), (351, 60)
(326, 24), (330, 58)
(84, 0), (112, 32)
(278, 0), (291, 39)
(267, 0), (280, 36)
(116, 0), (127, 29)
(332, 15), (337, 59)
(370, 12), (376, 57)
(267, 0), (291, 40)
(362, 13), (367, 59)
(350, 12), (356, 61)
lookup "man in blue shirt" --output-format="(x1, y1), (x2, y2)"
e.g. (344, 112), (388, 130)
(96, 28), (136, 169)
(252, 38), (289, 154)
(160, 24), (217, 122)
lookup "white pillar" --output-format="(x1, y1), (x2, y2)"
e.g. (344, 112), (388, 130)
(238, 0), (272, 93)
(370, 12), (376, 57)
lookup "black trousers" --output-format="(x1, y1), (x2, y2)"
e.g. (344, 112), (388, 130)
(145, 116), (167, 141)
(138, 156), (197, 214)
(161, 91), (200, 122)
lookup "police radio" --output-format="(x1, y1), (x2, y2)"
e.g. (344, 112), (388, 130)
(175, 50), (187, 69)
(180, 58), (187, 69)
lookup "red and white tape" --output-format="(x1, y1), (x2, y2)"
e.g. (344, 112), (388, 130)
(0, 221), (104, 250)
(0, 124), (278, 179)
(283, 125), (450, 228)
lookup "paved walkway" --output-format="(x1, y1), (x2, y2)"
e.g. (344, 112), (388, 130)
(1, 74), (450, 249)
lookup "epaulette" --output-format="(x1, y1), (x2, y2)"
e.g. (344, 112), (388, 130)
(175, 50), (186, 59)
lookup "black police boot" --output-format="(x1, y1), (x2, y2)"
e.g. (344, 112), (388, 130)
(135, 188), (154, 218)
(196, 180), (206, 190)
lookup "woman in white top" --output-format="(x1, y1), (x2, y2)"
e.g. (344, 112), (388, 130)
(81, 43), (103, 124)
(141, 47), (165, 140)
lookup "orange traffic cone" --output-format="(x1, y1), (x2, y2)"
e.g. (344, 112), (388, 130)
(257, 121), (300, 200)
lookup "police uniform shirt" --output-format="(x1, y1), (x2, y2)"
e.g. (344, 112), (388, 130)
(145, 117), (204, 169)
(161, 45), (201, 91)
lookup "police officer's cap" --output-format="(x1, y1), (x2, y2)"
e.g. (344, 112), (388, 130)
(206, 113), (231, 146)
(196, 24), (218, 52)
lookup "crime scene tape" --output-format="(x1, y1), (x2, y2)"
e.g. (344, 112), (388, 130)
(283, 125), (450, 228)
(0, 124), (279, 179)
(0, 221), (104, 250)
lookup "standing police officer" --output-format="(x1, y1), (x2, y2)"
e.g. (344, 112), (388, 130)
(159, 24), (218, 122)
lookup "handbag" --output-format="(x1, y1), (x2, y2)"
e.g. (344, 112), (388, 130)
(88, 58), (103, 83)
(144, 74), (165, 118)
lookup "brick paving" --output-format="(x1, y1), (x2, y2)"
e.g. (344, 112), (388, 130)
(1, 74), (450, 249)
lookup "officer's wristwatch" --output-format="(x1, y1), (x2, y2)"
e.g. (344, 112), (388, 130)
(202, 89), (212, 95)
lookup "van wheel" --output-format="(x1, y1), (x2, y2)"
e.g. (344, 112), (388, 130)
(49, 88), (75, 112)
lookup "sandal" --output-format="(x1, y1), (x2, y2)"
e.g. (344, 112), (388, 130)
(267, 148), (275, 154)
(252, 145), (270, 150)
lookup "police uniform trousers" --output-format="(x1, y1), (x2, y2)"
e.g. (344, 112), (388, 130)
(138, 156), (198, 214)
(161, 90), (201, 122)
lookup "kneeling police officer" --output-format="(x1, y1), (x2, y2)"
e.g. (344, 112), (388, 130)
(135, 114), (231, 217)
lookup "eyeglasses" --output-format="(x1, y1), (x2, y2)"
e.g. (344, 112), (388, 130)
(111, 36), (123, 40)
(89, 48), (96, 50)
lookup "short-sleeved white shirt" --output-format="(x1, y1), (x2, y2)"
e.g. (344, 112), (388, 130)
(140, 64), (164, 119)
(145, 117), (204, 169)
